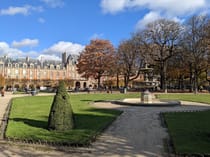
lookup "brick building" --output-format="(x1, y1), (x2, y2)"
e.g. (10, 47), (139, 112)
(0, 52), (94, 90)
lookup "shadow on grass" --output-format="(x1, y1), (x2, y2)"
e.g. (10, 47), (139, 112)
(10, 108), (121, 132)
(80, 99), (93, 102)
(8, 109), (121, 146)
(11, 118), (48, 129)
(75, 111), (121, 130)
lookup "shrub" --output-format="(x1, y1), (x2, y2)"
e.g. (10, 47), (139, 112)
(48, 81), (74, 131)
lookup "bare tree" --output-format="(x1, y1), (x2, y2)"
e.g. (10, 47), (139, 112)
(166, 53), (189, 90)
(140, 19), (182, 92)
(181, 15), (210, 93)
(117, 37), (145, 92)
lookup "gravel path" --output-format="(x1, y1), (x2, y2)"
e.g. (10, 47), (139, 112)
(0, 94), (210, 157)
(89, 101), (210, 157)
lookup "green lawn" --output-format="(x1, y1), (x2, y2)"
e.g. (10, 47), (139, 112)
(6, 93), (139, 145)
(164, 111), (210, 154)
(158, 93), (210, 155)
(157, 93), (210, 104)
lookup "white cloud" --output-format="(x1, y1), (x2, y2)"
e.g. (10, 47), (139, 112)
(37, 54), (61, 61)
(0, 42), (26, 58)
(135, 12), (185, 30)
(149, 0), (206, 16)
(101, 0), (208, 16)
(0, 42), (9, 49)
(0, 40), (84, 61)
(0, 5), (43, 16)
(101, 0), (210, 29)
(42, 41), (85, 56)
(38, 17), (46, 23)
(101, 0), (128, 14)
(12, 39), (39, 48)
(136, 11), (161, 30)
(41, 0), (64, 8)
(0, 6), (28, 16)
(0, 41), (40, 58)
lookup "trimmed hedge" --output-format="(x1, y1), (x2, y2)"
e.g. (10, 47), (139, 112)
(48, 81), (74, 131)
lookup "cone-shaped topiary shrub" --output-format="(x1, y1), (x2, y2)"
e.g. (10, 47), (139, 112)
(48, 81), (74, 131)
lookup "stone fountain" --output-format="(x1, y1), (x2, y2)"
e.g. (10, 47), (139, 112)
(140, 63), (155, 104)
(141, 89), (153, 104)
(114, 64), (181, 107)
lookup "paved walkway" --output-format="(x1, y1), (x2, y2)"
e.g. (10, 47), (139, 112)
(0, 93), (210, 157)
(89, 102), (210, 157)
(0, 92), (27, 122)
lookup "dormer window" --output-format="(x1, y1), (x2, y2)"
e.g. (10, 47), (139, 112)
(15, 63), (19, 68)
(30, 63), (34, 68)
(8, 63), (12, 68)
(0, 63), (4, 69)
(23, 63), (27, 68)
(56, 65), (60, 70)
(50, 64), (54, 69)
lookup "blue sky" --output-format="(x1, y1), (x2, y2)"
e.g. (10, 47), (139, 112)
(0, 0), (209, 60)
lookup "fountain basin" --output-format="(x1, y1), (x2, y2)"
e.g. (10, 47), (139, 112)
(113, 98), (181, 107)
(141, 90), (153, 103)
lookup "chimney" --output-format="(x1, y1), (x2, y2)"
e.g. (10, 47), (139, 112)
(62, 52), (67, 65)
(26, 56), (30, 63)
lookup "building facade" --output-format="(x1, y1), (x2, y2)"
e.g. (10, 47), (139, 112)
(0, 52), (94, 90)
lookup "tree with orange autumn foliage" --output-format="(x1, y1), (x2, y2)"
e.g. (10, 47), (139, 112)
(0, 74), (5, 89)
(76, 39), (115, 88)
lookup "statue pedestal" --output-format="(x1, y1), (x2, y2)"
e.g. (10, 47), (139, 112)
(141, 90), (153, 103)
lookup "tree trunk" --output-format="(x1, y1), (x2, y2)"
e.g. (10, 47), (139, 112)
(116, 73), (119, 89)
(160, 65), (164, 90)
(160, 61), (167, 93)
(189, 64), (193, 92)
(123, 75), (129, 94)
(164, 63), (167, 93)
(194, 71), (198, 94)
(97, 74), (101, 90)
